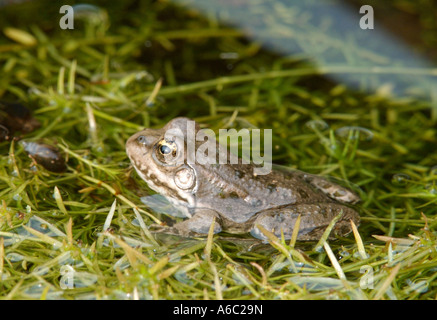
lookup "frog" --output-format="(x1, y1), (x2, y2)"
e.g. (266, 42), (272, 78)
(125, 117), (360, 241)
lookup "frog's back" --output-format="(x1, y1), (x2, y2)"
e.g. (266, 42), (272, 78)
(192, 163), (333, 224)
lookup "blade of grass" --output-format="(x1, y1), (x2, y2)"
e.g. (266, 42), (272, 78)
(86, 103), (99, 148)
(104, 232), (152, 265)
(388, 242), (393, 265)
(30, 215), (66, 237)
(158, 265), (179, 280)
(149, 256), (169, 275)
(323, 241), (346, 280)
(250, 262), (267, 287)
(145, 77), (163, 106)
(133, 207), (158, 246)
(169, 242), (205, 261)
(22, 225), (63, 247)
(4, 27), (37, 46)
(39, 285), (51, 300)
(103, 199), (117, 232)
(68, 60), (77, 95)
(227, 264), (261, 299)
(256, 225), (297, 273)
(0, 237), (4, 277)
(53, 186), (68, 215)
(91, 108), (143, 130)
(373, 264), (401, 300)
(65, 217), (73, 246)
(209, 260), (223, 300)
(372, 235), (416, 245)
(313, 210), (344, 252)
(351, 220), (367, 259)
(57, 66), (65, 95)
(80, 174), (161, 224)
(57, 147), (120, 176)
(204, 217), (216, 259)
(132, 66), (437, 100)
(203, 217), (223, 300)
(5, 278), (24, 300)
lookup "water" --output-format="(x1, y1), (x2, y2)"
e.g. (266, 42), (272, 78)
(72, 3), (108, 27)
(305, 119), (329, 131)
(425, 183), (437, 195)
(406, 279), (429, 294)
(172, 0), (437, 100)
(288, 276), (349, 291)
(1, 216), (66, 247)
(23, 283), (64, 299)
(12, 193), (22, 201)
(174, 270), (194, 286)
(335, 126), (374, 142)
(26, 215), (66, 237)
(391, 173), (411, 187)
(6, 252), (24, 262)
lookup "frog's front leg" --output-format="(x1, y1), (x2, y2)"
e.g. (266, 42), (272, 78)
(153, 209), (223, 237)
(250, 203), (359, 241)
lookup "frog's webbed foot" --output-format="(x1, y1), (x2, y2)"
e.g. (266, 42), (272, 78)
(150, 209), (222, 238)
(149, 223), (178, 234)
(140, 195), (187, 218)
(250, 203), (359, 241)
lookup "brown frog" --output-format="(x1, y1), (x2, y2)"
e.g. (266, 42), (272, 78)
(125, 118), (360, 240)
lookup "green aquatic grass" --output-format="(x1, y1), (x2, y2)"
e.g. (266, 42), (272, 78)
(0, 0), (436, 300)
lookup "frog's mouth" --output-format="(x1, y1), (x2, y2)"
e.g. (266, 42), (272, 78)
(134, 164), (196, 220)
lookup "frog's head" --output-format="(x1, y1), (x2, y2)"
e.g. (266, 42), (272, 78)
(126, 118), (199, 205)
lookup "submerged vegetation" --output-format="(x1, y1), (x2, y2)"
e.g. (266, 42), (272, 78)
(0, 0), (436, 300)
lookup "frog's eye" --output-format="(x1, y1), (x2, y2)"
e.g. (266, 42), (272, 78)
(159, 144), (172, 155)
(156, 139), (177, 157)
(153, 138), (183, 166)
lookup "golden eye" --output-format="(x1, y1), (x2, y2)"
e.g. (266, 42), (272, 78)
(157, 139), (177, 156)
(159, 144), (171, 155)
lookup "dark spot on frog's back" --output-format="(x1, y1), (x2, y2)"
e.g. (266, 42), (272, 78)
(234, 170), (245, 179)
(267, 184), (277, 193)
(218, 188), (226, 199)
(333, 189), (347, 197)
(251, 199), (262, 207)
(298, 188), (309, 200)
(319, 206), (328, 218)
(337, 224), (352, 236)
(229, 192), (240, 199)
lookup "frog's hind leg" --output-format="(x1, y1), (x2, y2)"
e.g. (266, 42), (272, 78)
(153, 209), (222, 238)
(250, 203), (359, 241)
(302, 174), (361, 204)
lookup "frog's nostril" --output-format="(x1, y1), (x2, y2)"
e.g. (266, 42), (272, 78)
(137, 135), (147, 145)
